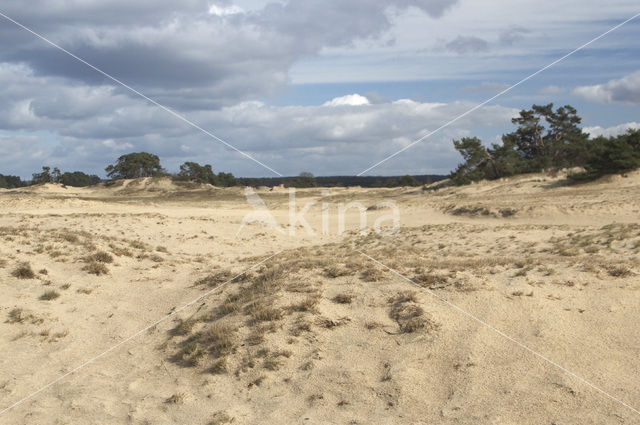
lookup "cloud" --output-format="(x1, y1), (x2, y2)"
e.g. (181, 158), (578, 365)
(583, 122), (640, 138)
(0, 0), (458, 108)
(209, 4), (244, 16)
(323, 94), (370, 106)
(573, 71), (640, 105)
(498, 26), (530, 45)
(0, 62), (517, 176)
(444, 36), (489, 54)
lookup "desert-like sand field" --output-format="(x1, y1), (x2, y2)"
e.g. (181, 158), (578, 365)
(1, 172), (639, 424)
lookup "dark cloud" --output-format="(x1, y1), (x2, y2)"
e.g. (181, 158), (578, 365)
(498, 26), (530, 45)
(0, 0), (458, 109)
(444, 35), (489, 54)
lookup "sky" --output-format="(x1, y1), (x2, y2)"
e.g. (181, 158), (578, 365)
(0, 0), (639, 179)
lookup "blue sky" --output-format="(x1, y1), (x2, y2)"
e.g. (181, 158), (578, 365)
(0, 0), (639, 179)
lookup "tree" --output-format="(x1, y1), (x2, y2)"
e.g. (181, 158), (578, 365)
(572, 129), (640, 180)
(105, 152), (164, 179)
(32, 166), (52, 184)
(387, 175), (421, 187)
(52, 167), (62, 184)
(177, 162), (218, 185)
(450, 137), (492, 185)
(450, 104), (590, 185)
(60, 171), (101, 187)
(0, 174), (25, 189)
(295, 171), (317, 188)
(216, 172), (236, 187)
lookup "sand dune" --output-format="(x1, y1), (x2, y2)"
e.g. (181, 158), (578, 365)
(1, 173), (639, 424)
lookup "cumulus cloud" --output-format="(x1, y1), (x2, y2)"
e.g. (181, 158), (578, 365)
(0, 58), (517, 176)
(323, 94), (370, 106)
(573, 71), (640, 105)
(0, 0), (458, 108)
(583, 122), (640, 138)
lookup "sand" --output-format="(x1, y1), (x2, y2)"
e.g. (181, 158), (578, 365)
(0, 172), (638, 424)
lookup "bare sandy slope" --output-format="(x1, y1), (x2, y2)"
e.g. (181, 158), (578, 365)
(0, 173), (639, 424)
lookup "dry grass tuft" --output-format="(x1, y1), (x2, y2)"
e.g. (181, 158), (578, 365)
(175, 323), (235, 367)
(413, 272), (448, 288)
(607, 265), (632, 277)
(332, 293), (353, 304)
(111, 246), (133, 257)
(388, 291), (433, 333)
(361, 267), (385, 282)
(83, 261), (109, 275)
(208, 411), (233, 425)
(247, 304), (283, 325)
(40, 290), (60, 301)
(12, 262), (35, 279)
(7, 308), (26, 323)
(165, 393), (185, 404)
(197, 270), (234, 287)
(287, 294), (320, 312)
(85, 251), (114, 264)
(324, 264), (353, 278)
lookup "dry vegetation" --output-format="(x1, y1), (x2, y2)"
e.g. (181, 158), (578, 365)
(1, 175), (640, 424)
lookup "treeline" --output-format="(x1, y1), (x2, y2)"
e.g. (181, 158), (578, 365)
(236, 174), (445, 188)
(0, 167), (100, 189)
(1, 151), (446, 189)
(450, 103), (640, 185)
(6, 104), (636, 191)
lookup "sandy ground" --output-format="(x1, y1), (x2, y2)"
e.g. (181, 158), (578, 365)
(0, 173), (639, 424)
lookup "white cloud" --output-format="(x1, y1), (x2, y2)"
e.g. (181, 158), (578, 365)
(583, 122), (640, 138)
(323, 94), (370, 106)
(208, 4), (244, 16)
(0, 61), (518, 176)
(573, 71), (640, 105)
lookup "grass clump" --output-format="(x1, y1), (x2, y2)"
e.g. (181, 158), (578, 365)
(12, 262), (35, 279)
(175, 323), (235, 367)
(210, 358), (227, 374)
(287, 295), (320, 312)
(85, 251), (114, 263)
(110, 246), (133, 257)
(7, 308), (25, 323)
(129, 240), (150, 250)
(149, 254), (164, 263)
(361, 267), (385, 282)
(40, 290), (60, 301)
(197, 270), (234, 287)
(248, 304), (283, 325)
(83, 261), (109, 275)
(332, 294), (353, 304)
(208, 411), (233, 425)
(607, 265), (632, 277)
(324, 265), (352, 278)
(388, 291), (431, 333)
